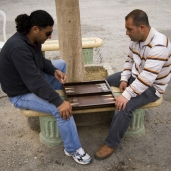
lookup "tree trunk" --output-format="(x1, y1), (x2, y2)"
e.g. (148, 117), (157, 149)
(55, 0), (85, 82)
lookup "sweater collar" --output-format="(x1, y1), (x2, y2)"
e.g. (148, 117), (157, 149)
(144, 27), (156, 45)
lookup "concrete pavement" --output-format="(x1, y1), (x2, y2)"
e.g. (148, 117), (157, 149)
(0, 0), (171, 171)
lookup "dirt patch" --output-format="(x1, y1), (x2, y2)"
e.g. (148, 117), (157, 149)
(85, 66), (107, 81)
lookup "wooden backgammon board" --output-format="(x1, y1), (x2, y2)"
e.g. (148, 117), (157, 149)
(63, 80), (116, 110)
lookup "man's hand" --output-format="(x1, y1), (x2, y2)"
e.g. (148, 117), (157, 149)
(115, 94), (128, 111)
(57, 101), (72, 120)
(54, 70), (66, 84)
(119, 81), (128, 92)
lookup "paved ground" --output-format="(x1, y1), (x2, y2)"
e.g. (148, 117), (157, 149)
(0, 0), (171, 171)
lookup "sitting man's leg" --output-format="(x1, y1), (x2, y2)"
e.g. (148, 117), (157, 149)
(9, 59), (91, 165)
(106, 71), (135, 87)
(94, 72), (159, 160)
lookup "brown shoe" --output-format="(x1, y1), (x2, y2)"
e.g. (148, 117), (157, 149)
(94, 144), (115, 160)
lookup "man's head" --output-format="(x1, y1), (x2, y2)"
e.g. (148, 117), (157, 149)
(125, 9), (150, 42)
(15, 10), (54, 44)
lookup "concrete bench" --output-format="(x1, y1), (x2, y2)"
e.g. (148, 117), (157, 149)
(20, 87), (162, 147)
(41, 37), (103, 64)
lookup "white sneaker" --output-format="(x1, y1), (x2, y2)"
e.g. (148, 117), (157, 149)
(64, 147), (92, 165)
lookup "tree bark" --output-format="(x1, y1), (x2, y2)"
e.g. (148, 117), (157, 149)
(55, 0), (85, 82)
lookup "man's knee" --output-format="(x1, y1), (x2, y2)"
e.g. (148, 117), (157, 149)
(58, 59), (66, 66)
(52, 59), (66, 67)
(52, 59), (66, 73)
(106, 72), (122, 86)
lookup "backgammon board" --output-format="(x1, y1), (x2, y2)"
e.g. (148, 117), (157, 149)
(63, 80), (115, 110)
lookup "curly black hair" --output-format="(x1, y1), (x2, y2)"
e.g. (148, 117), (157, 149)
(15, 10), (54, 34)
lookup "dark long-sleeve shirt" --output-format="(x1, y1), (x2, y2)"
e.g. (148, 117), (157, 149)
(0, 32), (63, 107)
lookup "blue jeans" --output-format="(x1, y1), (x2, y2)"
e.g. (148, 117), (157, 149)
(9, 59), (81, 153)
(105, 72), (159, 148)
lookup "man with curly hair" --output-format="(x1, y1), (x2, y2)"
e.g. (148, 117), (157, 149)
(0, 10), (91, 165)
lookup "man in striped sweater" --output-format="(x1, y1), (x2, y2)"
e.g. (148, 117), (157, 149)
(94, 9), (171, 160)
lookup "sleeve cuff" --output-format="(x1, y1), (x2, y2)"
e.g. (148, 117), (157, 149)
(120, 76), (128, 82)
(51, 95), (64, 107)
(122, 90), (132, 100)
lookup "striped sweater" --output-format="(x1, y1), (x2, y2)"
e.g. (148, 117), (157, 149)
(121, 27), (171, 100)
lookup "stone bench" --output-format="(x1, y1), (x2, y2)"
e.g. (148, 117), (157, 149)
(41, 37), (103, 64)
(20, 87), (163, 147)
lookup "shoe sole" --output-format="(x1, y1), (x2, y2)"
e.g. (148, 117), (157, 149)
(64, 149), (92, 165)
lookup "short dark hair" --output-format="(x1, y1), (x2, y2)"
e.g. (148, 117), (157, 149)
(15, 10), (54, 34)
(125, 9), (149, 27)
